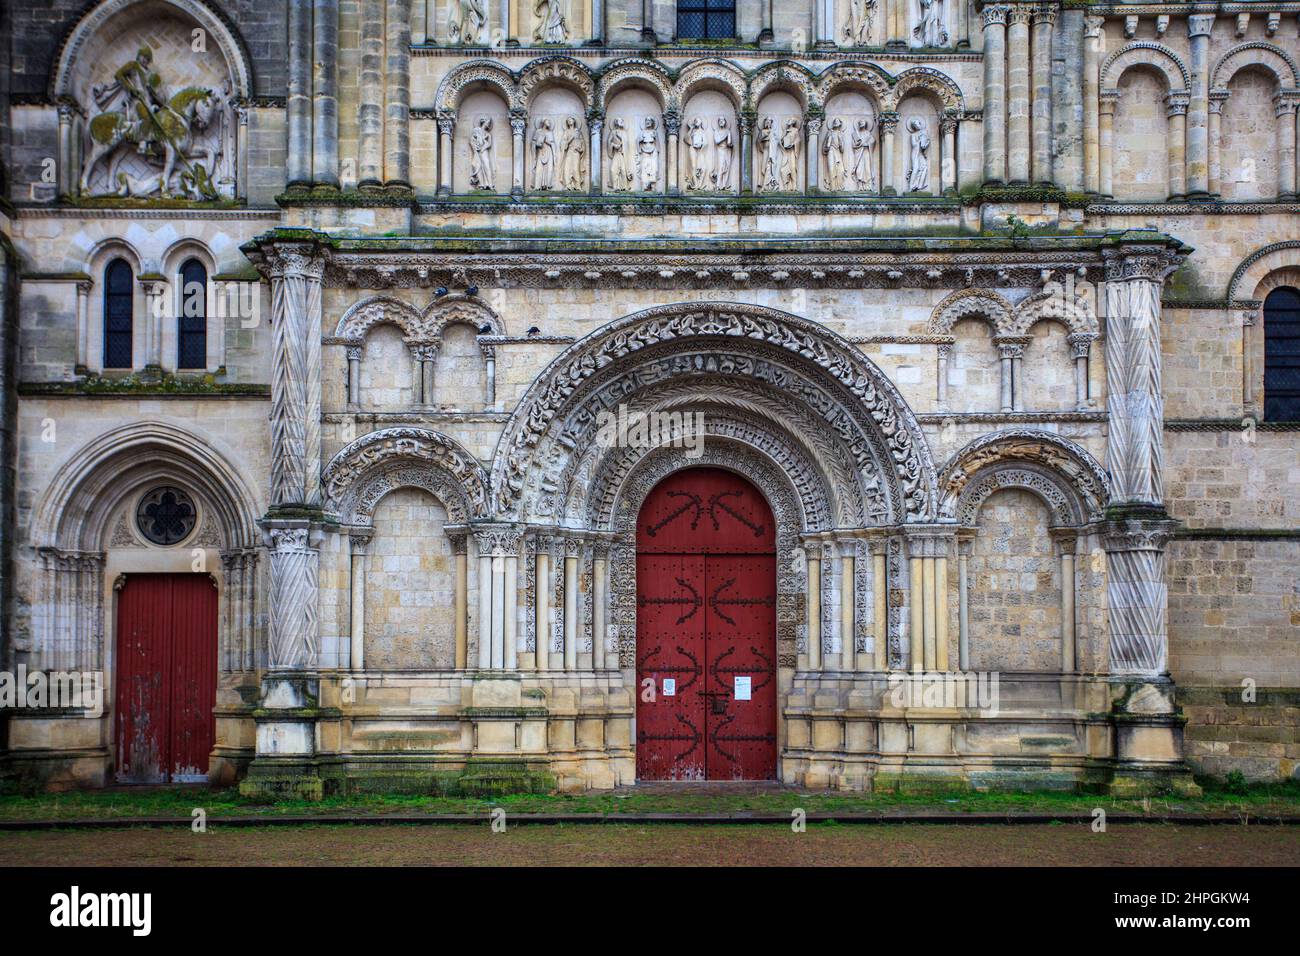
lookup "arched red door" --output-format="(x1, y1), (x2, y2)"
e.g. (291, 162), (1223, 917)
(635, 468), (777, 780)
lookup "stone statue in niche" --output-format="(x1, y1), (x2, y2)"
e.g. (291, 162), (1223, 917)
(533, 0), (569, 44)
(713, 117), (733, 190)
(913, 0), (948, 47)
(636, 117), (660, 191)
(449, 0), (487, 44)
(686, 116), (709, 191)
(844, 0), (877, 45)
(531, 118), (557, 190)
(469, 115), (496, 191)
(850, 115), (877, 191)
(79, 45), (231, 199)
(607, 117), (634, 191)
(558, 116), (585, 190)
(757, 116), (780, 192)
(906, 117), (930, 192)
(823, 117), (847, 191)
(779, 117), (802, 191)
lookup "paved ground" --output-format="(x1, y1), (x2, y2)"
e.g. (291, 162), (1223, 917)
(2, 822), (1297, 866)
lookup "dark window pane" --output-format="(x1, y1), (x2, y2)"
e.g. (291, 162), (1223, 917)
(1264, 287), (1300, 421)
(678, 11), (706, 37)
(103, 259), (133, 369)
(708, 12), (734, 37)
(178, 258), (207, 369)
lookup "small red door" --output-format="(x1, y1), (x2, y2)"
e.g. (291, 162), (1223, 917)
(115, 574), (218, 783)
(636, 468), (778, 780)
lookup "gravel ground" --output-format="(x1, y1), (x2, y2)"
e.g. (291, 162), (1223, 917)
(2, 822), (1297, 866)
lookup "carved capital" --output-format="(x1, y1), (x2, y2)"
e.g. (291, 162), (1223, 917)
(982, 4), (1010, 28)
(1187, 14), (1215, 38)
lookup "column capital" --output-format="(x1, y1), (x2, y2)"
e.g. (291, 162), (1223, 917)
(1066, 331), (1097, 358)
(1208, 89), (1229, 114)
(1007, 5), (1033, 27)
(1273, 91), (1300, 116)
(1098, 90), (1120, 115)
(471, 523), (524, 556)
(982, 4), (1010, 28)
(1083, 14), (1105, 38)
(993, 334), (1031, 358)
(1164, 92), (1190, 116)
(1100, 516), (1176, 554)
(437, 112), (456, 136)
(1031, 4), (1057, 27)
(878, 111), (900, 133)
(902, 525), (958, 559)
(1187, 13), (1215, 38)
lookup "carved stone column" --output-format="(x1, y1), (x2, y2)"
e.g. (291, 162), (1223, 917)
(939, 114), (957, 194)
(1103, 522), (1172, 676)
(449, 531), (469, 668)
(358, 0), (385, 188)
(533, 534), (552, 670)
(473, 525), (522, 670)
(1275, 93), (1298, 200)
(588, 114), (603, 196)
(1082, 15), (1103, 193)
(1006, 5), (1032, 183)
(879, 112), (899, 195)
(1185, 14), (1214, 198)
(994, 337), (1026, 412)
(412, 342), (438, 404)
(739, 112), (755, 194)
(140, 279), (166, 369)
(437, 114), (455, 196)
(312, 0), (340, 187)
(348, 531), (371, 670)
(1098, 91), (1117, 196)
(562, 537), (581, 670)
(75, 278), (91, 371)
(346, 345), (362, 406)
(510, 112), (527, 197)
(1029, 4), (1055, 183)
(385, 0), (412, 188)
(479, 341), (497, 408)
(1050, 529), (1077, 672)
(665, 111), (681, 194)
(805, 113), (822, 193)
(936, 341), (952, 406)
(1165, 93), (1188, 199)
(981, 5), (1009, 184)
(1207, 92), (1226, 196)
(955, 531), (973, 670)
(267, 244), (325, 508)
(286, 0), (313, 186)
(1067, 332), (1094, 409)
(905, 530), (955, 672)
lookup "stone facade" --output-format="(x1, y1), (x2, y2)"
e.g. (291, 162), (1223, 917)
(0, 0), (1296, 795)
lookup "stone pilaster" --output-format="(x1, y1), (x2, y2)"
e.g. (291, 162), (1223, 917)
(1185, 14), (1214, 198)
(311, 0), (339, 187)
(385, 0), (412, 188)
(1082, 15), (1104, 193)
(1005, 5), (1032, 183)
(286, 0), (313, 186)
(1029, 4), (1055, 183)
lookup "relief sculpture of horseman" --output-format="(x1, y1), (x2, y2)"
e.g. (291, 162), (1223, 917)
(78, 46), (224, 200)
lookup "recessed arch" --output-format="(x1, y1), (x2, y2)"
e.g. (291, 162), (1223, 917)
(1100, 41), (1191, 95)
(928, 289), (1014, 336)
(1211, 41), (1300, 90)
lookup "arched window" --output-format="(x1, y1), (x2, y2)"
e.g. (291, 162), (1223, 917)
(178, 258), (208, 370)
(1263, 286), (1300, 422)
(677, 0), (735, 39)
(103, 259), (134, 369)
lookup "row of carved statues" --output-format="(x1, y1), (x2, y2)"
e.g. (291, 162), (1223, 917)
(469, 110), (934, 194)
(444, 0), (951, 48)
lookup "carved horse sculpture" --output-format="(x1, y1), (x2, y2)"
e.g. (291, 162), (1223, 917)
(80, 86), (220, 200)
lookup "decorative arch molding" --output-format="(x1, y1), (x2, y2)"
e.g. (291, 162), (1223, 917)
(938, 430), (1111, 526)
(673, 58), (749, 110)
(518, 55), (596, 106)
(32, 420), (261, 552)
(424, 294), (505, 339)
(606, 440), (807, 668)
(1007, 288), (1100, 337)
(575, 404), (843, 533)
(888, 67), (966, 113)
(435, 59), (518, 113)
(1211, 41), (1300, 90)
(333, 295), (423, 343)
(1100, 41), (1191, 94)
(490, 302), (936, 523)
(927, 288), (1013, 335)
(749, 61), (819, 109)
(1228, 240), (1300, 303)
(816, 62), (893, 107)
(596, 58), (674, 111)
(322, 427), (490, 526)
(51, 0), (253, 100)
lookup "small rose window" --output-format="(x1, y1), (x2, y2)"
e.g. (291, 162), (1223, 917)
(136, 486), (197, 545)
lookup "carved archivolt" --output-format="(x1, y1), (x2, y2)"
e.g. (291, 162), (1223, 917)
(938, 429), (1112, 526)
(675, 59), (749, 110)
(436, 59), (519, 113)
(597, 58), (674, 110)
(333, 293), (504, 347)
(519, 55), (596, 105)
(927, 288), (1014, 335)
(1100, 41), (1191, 94)
(606, 441), (806, 668)
(1211, 41), (1300, 90)
(888, 67), (966, 112)
(490, 302), (937, 523)
(1228, 240), (1300, 303)
(816, 62), (892, 108)
(32, 419), (261, 551)
(750, 61), (820, 110)
(322, 427), (490, 525)
(1006, 288), (1100, 337)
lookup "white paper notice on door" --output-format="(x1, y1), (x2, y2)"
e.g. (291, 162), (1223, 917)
(662, 678), (676, 697)
(734, 676), (752, 701)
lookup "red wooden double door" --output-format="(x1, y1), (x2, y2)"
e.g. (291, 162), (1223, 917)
(114, 574), (218, 783)
(636, 468), (778, 780)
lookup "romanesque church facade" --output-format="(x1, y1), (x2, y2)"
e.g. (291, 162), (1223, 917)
(0, 0), (1296, 795)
